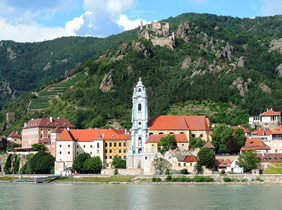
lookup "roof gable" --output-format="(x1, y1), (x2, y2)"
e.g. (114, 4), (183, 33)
(260, 109), (281, 116)
(272, 126), (282, 135)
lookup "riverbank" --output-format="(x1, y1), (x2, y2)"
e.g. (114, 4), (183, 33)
(2, 174), (282, 184)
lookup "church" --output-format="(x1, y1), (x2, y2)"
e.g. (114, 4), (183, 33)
(127, 78), (211, 174)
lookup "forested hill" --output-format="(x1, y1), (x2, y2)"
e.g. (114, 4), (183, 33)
(0, 29), (137, 110)
(1, 13), (282, 135)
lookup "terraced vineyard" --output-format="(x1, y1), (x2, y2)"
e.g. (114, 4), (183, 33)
(29, 72), (85, 110)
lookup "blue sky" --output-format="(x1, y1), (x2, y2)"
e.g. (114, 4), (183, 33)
(0, 0), (281, 42)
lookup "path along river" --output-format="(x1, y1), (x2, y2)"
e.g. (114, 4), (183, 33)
(0, 183), (282, 209)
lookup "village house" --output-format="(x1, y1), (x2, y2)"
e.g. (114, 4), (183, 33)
(249, 109), (282, 131)
(270, 126), (282, 153)
(226, 159), (244, 173)
(21, 117), (74, 156)
(7, 131), (22, 145)
(55, 128), (131, 174)
(257, 153), (282, 172)
(249, 129), (271, 147)
(170, 153), (197, 173)
(231, 125), (251, 136)
(240, 138), (270, 154)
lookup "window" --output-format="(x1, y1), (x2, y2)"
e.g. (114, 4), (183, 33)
(280, 164), (282, 168)
(124, 149), (126, 153)
(138, 104), (142, 111)
(124, 156), (126, 159)
(178, 163), (181, 166)
(105, 156), (107, 159)
(180, 132), (184, 134)
(68, 151), (70, 154)
(59, 144), (62, 148)
(275, 149), (278, 153)
(276, 164), (278, 168)
(279, 142), (282, 147)
(114, 143), (116, 147)
(190, 163), (192, 166)
(77, 152), (79, 155)
(97, 150), (99, 153)
(267, 164), (269, 168)
(274, 143), (277, 147)
(279, 149), (282, 153)
(200, 134), (203, 138)
(107, 163), (109, 167)
(40, 128), (43, 131)
(105, 143), (107, 147)
(119, 143), (121, 147)
(149, 133), (153, 136)
(40, 134), (43, 138)
(110, 150), (112, 153)
(152, 144), (154, 147)
(90, 152), (92, 155)
(192, 134), (195, 138)
(124, 142), (126, 147)
(138, 88), (142, 92)
(48, 129), (50, 132)
(48, 134), (51, 138)
(105, 150), (107, 153)
(83, 145), (85, 148)
(77, 145), (79, 148)
(68, 144), (70, 148)
(145, 156), (147, 160)
(119, 150), (121, 153)
(59, 151), (62, 154)
(90, 145), (93, 148)
(110, 143), (112, 147)
(97, 143), (100, 148)
(184, 163), (186, 166)
(138, 122), (142, 125)
(169, 132), (174, 134)
(182, 144), (184, 147)
(159, 132), (163, 134)
(138, 137), (142, 146)
(110, 156), (112, 159)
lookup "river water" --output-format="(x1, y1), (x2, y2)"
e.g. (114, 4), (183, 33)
(0, 183), (282, 209)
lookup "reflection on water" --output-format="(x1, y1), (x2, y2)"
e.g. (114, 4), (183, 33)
(0, 183), (282, 209)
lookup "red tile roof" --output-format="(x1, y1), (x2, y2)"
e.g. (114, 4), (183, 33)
(8, 131), (22, 138)
(57, 128), (130, 142)
(23, 118), (75, 129)
(213, 159), (224, 167)
(148, 116), (210, 131)
(257, 153), (282, 162)
(146, 134), (188, 143)
(203, 141), (215, 149)
(218, 159), (232, 168)
(252, 130), (271, 136)
(231, 126), (251, 133)
(272, 126), (282, 135)
(240, 138), (270, 151)
(260, 109), (281, 116)
(184, 155), (197, 162)
(51, 126), (63, 133)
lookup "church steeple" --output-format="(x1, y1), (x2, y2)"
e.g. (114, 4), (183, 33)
(128, 78), (148, 154)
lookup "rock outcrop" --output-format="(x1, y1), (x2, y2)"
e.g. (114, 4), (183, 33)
(0, 81), (18, 99)
(215, 43), (233, 61)
(230, 77), (248, 96)
(269, 38), (282, 54)
(7, 47), (16, 60)
(131, 41), (151, 58)
(276, 63), (282, 77)
(181, 57), (192, 69)
(176, 21), (190, 43)
(99, 70), (114, 92)
(259, 83), (271, 94)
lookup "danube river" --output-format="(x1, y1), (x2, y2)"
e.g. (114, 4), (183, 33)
(1, 183), (282, 209)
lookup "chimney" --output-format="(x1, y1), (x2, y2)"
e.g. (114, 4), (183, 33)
(267, 108), (268, 111)
(238, 125), (240, 127)
(102, 133), (104, 138)
(125, 129), (127, 134)
(67, 127), (70, 131)
(57, 117), (60, 119)
(50, 117), (53, 122)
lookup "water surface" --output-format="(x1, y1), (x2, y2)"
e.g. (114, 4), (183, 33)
(0, 183), (281, 209)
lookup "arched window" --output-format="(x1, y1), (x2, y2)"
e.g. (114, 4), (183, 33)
(180, 132), (184, 134)
(138, 104), (142, 111)
(138, 88), (142, 92)
(159, 132), (164, 134)
(200, 134), (203, 138)
(149, 132), (153, 136)
(169, 132), (174, 134)
(138, 137), (142, 146)
(192, 134), (196, 138)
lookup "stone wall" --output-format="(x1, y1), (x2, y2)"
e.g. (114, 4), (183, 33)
(102, 168), (144, 175)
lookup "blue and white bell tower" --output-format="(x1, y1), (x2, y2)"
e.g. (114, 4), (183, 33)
(128, 78), (148, 155)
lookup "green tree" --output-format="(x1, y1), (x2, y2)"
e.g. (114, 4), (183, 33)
(13, 157), (20, 174)
(212, 125), (234, 153)
(237, 151), (259, 173)
(234, 128), (246, 147)
(190, 137), (206, 149)
(83, 156), (102, 174)
(4, 154), (12, 174)
(159, 135), (178, 155)
(197, 147), (215, 169)
(29, 151), (55, 174)
(31, 144), (47, 151)
(72, 153), (90, 173)
(112, 155), (126, 169)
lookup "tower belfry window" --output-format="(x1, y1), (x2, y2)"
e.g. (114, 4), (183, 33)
(138, 88), (142, 92)
(138, 104), (142, 111)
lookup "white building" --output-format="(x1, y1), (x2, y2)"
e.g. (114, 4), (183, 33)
(226, 159), (244, 173)
(249, 109), (281, 131)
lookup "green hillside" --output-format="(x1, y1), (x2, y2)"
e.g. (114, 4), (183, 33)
(1, 13), (282, 136)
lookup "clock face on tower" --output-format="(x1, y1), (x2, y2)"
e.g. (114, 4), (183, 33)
(138, 97), (142, 102)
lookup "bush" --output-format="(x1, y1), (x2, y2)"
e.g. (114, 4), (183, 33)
(223, 177), (232, 182)
(220, 170), (225, 175)
(165, 175), (172, 182)
(112, 155), (126, 169)
(180, 168), (188, 174)
(152, 177), (162, 182)
(83, 156), (102, 174)
(165, 168), (170, 175)
(256, 177), (264, 182)
(114, 169), (118, 175)
(73, 153), (90, 173)
(29, 151), (55, 174)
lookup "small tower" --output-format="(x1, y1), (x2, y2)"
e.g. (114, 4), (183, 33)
(128, 78), (148, 154)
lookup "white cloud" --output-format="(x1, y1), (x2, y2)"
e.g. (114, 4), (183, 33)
(0, 18), (67, 42)
(260, 0), (282, 16)
(117, 14), (147, 31)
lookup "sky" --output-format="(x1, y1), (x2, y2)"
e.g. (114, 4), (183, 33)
(0, 0), (281, 42)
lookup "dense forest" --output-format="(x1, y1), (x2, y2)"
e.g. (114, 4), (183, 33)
(1, 13), (282, 136)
